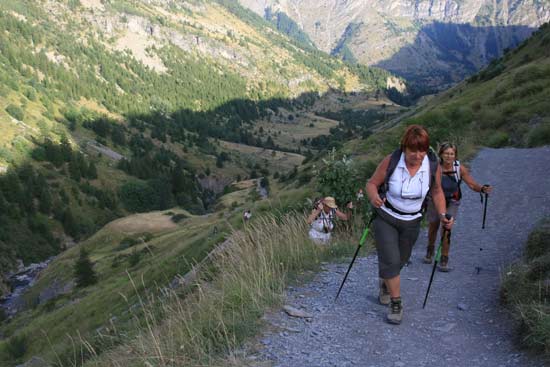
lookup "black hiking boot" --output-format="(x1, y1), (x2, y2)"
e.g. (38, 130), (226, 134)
(423, 246), (434, 264)
(387, 297), (403, 325)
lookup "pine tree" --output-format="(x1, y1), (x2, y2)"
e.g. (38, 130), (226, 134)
(74, 248), (97, 288)
(60, 135), (72, 162)
(0, 191), (7, 214)
(62, 208), (79, 237)
(69, 156), (81, 182)
(87, 161), (98, 179)
(38, 187), (52, 214)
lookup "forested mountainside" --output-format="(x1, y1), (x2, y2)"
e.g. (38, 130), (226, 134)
(0, 0), (398, 275)
(239, 0), (550, 89)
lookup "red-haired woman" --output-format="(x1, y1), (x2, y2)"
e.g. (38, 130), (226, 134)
(366, 125), (453, 324)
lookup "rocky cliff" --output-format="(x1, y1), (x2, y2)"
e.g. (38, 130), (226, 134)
(239, 0), (550, 87)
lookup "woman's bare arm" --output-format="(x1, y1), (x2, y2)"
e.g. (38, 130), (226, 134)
(366, 155), (391, 208)
(460, 165), (492, 193)
(335, 209), (350, 220)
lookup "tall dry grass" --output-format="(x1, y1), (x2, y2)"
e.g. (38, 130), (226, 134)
(81, 212), (328, 367)
(501, 218), (550, 356)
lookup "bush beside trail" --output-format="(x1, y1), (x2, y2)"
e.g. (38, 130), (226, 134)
(501, 218), (550, 354)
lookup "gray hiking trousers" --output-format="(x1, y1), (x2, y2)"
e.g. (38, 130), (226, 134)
(373, 208), (422, 279)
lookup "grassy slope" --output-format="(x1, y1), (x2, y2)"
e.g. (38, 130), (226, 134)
(0, 208), (231, 362)
(501, 218), (550, 354)
(0, 0), (395, 274)
(0, 171), (322, 364)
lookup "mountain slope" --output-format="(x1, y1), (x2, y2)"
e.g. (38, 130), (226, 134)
(0, 0), (399, 166)
(0, 1), (402, 362)
(238, 0), (550, 88)
(344, 21), (550, 168)
(0, 0), (402, 275)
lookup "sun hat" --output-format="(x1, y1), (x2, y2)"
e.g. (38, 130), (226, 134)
(323, 196), (337, 209)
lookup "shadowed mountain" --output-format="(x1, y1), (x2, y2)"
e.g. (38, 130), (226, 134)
(375, 22), (535, 89)
(238, 0), (550, 91)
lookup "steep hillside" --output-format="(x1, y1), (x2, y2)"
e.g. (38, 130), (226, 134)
(0, 0), (400, 276)
(239, 0), (550, 89)
(0, 0), (393, 166)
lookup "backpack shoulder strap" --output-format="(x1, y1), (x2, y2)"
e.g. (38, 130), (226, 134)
(380, 148), (402, 197)
(454, 160), (461, 182)
(427, 149), (438, 191)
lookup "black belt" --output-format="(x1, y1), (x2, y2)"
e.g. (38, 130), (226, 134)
(383, 199), (423, 216)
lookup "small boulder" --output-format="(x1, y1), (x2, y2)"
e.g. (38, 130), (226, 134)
(283, 305), (312, 318)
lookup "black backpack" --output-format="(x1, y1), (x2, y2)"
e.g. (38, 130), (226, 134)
(378, 148), (439, 215)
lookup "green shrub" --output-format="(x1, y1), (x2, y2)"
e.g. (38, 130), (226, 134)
(74, 248), (97, 288)
(118, 180), (158, 212)
(491, 85), (507, 102)
(501, 265), (539, 304)
(40, 297), (58, 313)
(447, 106), (473, 127)
(512, 81), (546, 99)
(5, 104), (24, 121)
(527, 123), (550, 147)
(317, 150), (360, 205)
(471, 101), (482, 111)
(4, 334), (27, 361)
(486, 131), (509, 147)
(171, 213), (187, 223)
(117, 236), (140, 250)
(128, 249), (142, 267)
(516, 304), (550, 353)
(479, 62), (505, 81)
(513, 65), (546, 85)
(526, 252), (550, 281)
(477, 109), (506, 129)
(525, 218), (550, 261)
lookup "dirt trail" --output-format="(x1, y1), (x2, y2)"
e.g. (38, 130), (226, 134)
(253, 147), (550, 367)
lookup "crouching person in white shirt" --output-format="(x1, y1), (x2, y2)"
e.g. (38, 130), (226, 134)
(306, 196), (353, 244)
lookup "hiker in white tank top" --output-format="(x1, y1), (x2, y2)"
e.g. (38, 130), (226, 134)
(366, 125), (454, 325)
(381, 152), (431, 221)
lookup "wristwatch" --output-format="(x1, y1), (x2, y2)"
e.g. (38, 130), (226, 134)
(439, 213), (447, 219)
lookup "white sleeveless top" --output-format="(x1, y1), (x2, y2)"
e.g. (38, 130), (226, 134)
(381, 153), (430, 221)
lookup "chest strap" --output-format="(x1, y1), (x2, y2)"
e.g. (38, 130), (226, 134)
(384, 199), (423, 216)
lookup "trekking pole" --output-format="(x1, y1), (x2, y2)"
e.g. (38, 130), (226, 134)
(423, 214), (452, 309)
(334, 212), (375, 301)
(481, 191), (489, 229)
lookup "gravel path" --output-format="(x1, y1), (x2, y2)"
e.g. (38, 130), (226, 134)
(253, 147), (550, 367)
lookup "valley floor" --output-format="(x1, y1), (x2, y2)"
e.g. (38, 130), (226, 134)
(250, 147), (550, 367)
